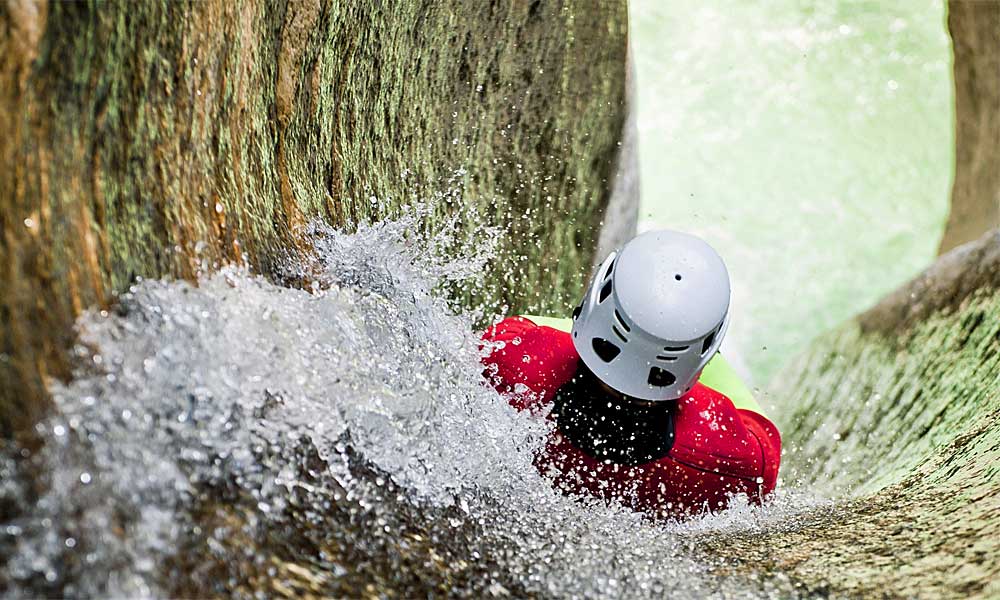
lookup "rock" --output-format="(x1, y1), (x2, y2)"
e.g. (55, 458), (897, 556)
(0, 0), (629, 437)
(705, 228), (1000, 597)
(938, 0), (1000, 254)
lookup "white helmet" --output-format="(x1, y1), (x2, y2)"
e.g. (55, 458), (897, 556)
(571, 230), (731, 401)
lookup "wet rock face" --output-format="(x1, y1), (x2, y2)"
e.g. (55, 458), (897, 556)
(705, 229), (1000, 597)
(938, 0), (1000, 254)
(0, 0), (628, 437)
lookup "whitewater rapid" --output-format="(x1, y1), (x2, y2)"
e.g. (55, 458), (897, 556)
(0, 212), (825, 598)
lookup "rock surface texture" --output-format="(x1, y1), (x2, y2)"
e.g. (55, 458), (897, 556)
(4, 0), (1000, 598)
(938, 0), (1000, 254)
(706, 229), (1000, 598)
(705, 10), (1000, 594)
(0, 0), (628, 437)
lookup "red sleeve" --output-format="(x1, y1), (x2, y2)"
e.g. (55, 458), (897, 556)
(481, 315), (537, 345)
(669, 384), (782, 498)
(738, 409), (782, 496)
(480, 316), (578, 411)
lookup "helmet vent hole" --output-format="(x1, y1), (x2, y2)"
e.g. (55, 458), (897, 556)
(701, 330), (717, 355)
(648, 367), (676, 387)
(675, 274), (682, 281)
(604, 257), (617, 279)
(572, 303), (582, 320)
(612, 325), (628, 343)
(655, 355), (678, 362)
(598, 279), (613, 303)
(613, 309), (631, 332)
(664, 345), (689, 352)
(591, 338), (621, 362)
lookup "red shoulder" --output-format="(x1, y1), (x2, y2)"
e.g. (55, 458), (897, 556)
(481, 316), (579, 410)
(669, 383), (781, 494)
(737, 408), (781, 494)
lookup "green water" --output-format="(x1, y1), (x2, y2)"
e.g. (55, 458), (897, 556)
(631, 0), (953, 385)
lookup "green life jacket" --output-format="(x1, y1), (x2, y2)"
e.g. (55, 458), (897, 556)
(520, 315), (763, 415)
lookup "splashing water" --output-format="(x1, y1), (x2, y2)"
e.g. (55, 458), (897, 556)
(1, 210), (825, 598)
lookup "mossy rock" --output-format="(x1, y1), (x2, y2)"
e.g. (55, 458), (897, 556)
(0, 0), (629, 437)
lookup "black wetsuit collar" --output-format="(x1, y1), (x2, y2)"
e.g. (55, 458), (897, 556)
(552, 362), (675, 466)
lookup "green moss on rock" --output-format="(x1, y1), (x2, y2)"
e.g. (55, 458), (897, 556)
(0, 0), (628, 437)
(704, 231), (1000, 598)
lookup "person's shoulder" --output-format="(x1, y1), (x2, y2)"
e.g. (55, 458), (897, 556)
(680, 381), (735, 409)
(736, 407), (781, 450)
(482, 315), (537, 340)
(674, 384), (746, 438)
(483, 315), (573, 347)
(503, 315), (575, 362)
(677, 382), (781, 471)
(481, 315), (579, 409)
(681, 383), (778, 433)
(518, 315), (573, 333)
(671, 383), (769, 480)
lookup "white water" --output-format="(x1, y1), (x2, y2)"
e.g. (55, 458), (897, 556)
(1, 210), (826, 598)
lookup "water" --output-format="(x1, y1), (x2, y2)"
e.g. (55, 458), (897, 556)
(0, 4), (966, 595)
(1, 211), (826, 598)
(631, 0), (953, 384)
(1, 4), (958, 594)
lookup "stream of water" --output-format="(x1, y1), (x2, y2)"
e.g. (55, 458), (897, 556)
(1, 209), (828, 598)
(0, 3), (959, 596)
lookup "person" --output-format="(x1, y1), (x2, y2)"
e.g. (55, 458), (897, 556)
(481, 230), (781, 518)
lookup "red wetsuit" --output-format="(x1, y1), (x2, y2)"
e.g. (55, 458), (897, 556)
(482, 316), (781, 517)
